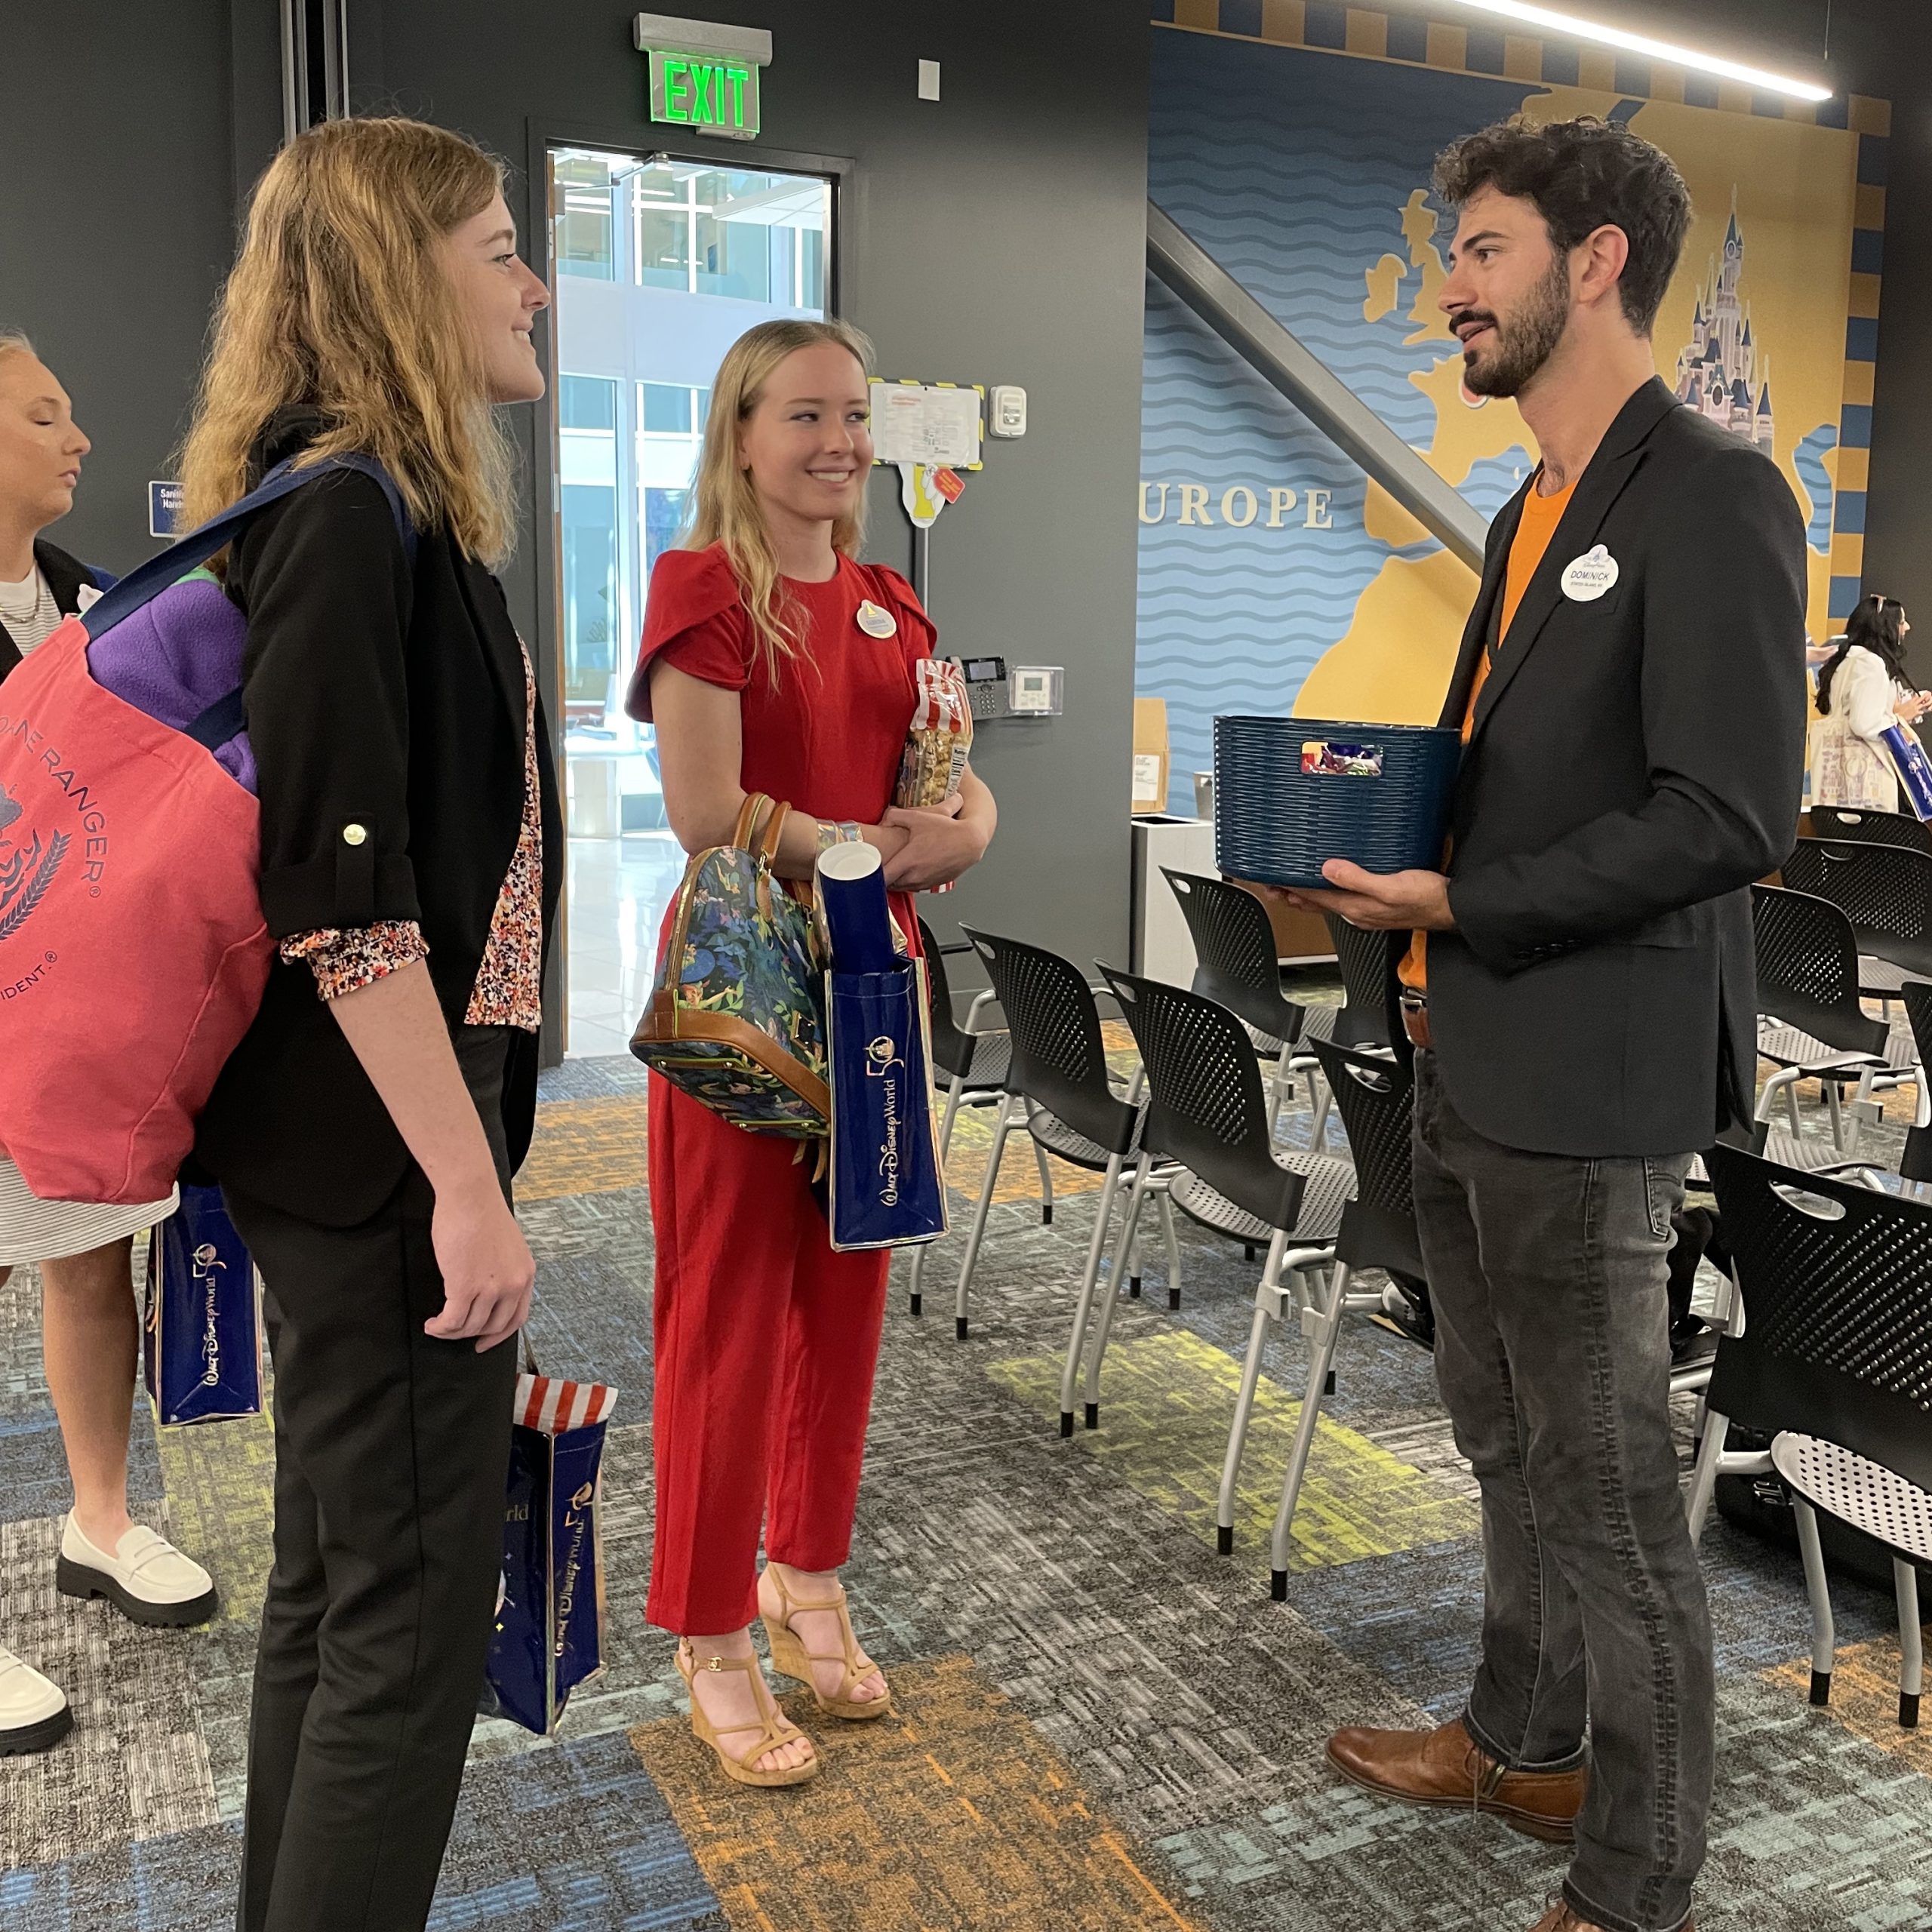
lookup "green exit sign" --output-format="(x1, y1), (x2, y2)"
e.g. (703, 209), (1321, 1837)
(648, 48), (760, 140)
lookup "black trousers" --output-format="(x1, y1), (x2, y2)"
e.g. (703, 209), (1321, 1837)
(224, 1029), (518, 1932)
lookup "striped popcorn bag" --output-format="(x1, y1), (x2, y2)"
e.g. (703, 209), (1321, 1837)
(482, 1363), (617, 1736)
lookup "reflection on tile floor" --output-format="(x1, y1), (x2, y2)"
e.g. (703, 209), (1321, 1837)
(565, 834), (685, 1059)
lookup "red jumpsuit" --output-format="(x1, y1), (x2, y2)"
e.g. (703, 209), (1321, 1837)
(629, 543), (934, 1635)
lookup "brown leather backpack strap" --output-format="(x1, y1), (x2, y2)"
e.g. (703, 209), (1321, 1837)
(731, 792), (770, 851)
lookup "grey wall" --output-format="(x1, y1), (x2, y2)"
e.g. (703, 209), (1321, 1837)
(0, 4), (242, 569)
(8, 0), (1930, 989)
(353, 0), (1153, 980)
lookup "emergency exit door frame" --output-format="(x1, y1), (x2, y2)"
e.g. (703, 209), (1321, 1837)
(524, 118), (857, 1064)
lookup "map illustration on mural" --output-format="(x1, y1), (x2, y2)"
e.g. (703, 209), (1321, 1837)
(1140, 21), (1866, 810)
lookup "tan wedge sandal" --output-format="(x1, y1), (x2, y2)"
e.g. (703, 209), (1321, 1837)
(759, 1570), (893, 1721)
(675, 1639), (820, 1787)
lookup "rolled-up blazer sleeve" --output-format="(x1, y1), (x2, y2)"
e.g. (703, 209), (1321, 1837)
(229, 468), (421, 940)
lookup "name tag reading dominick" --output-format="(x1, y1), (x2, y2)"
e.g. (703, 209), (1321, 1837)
(1561, 545), (1620, 602)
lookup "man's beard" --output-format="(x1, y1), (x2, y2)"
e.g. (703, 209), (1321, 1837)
(1460, 255), (1573, 398)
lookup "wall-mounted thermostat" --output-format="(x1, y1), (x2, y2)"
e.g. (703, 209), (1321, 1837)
(1008, 665), (1063, 716)
(989, 385), (1027, 438)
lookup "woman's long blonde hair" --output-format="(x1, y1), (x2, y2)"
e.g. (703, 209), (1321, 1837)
(684, 317), (874, 685)
(178, 116), (516, 564)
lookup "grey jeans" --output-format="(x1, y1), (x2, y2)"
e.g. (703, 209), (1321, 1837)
(1411, 1053), (1712, 1932)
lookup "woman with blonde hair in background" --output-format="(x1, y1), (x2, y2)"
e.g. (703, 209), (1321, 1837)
(0, 331), (215, 1760)
(629, 317), (995, 1786)
(177, 117), (559, 1931)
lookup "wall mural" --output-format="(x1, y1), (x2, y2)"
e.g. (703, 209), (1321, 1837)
(1141, 1), (1887, 811)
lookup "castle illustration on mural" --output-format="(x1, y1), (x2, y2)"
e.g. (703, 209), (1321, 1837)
(1672, 193), (1775, 452)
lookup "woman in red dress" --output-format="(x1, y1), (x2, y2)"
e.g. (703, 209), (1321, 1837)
(627, 318), (995, 1786)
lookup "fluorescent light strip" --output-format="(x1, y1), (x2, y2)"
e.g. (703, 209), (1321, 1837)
(1442, 1), (1833, 102)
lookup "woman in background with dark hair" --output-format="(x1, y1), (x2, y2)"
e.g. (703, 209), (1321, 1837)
(1811, 592), (1927, 811)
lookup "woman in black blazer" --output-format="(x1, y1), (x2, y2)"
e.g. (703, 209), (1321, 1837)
(177, 118), (560, 1932)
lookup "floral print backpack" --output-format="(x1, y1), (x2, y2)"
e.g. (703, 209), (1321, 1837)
(630, 792), (830, 1136)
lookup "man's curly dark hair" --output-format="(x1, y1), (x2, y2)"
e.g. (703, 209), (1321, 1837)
(1432, 117), (1693, 337)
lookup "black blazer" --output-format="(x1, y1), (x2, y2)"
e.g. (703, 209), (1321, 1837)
(1427, 378), (1807, 1158)
(194, 415), (564, 1226)
(0, 539), (100, 678)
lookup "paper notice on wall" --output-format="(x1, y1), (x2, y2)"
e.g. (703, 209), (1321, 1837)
(871, 382), (983, 468)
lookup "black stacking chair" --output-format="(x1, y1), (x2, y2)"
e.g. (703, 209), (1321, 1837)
(906, 918), (1013, 1318)
(1253, 1036), (1426, 1594)
(1898, 980), (1932, 1191)
(1783, 838), (1932, 1004)
(1323, 915), (1397, 1052)
(1751, 884), (1915, 1154)
(1690, 1146), (1932, 1728)
(1807, 803), (1932, 860)
(1306, 917), (1401, 1143)
(1164, 869), (1314, 1130)
(951, 928), (1177, 1342)
(1063, 968), (1355, 1463)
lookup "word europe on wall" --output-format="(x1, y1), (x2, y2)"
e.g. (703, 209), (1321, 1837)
(1139, 481), (1337, 528)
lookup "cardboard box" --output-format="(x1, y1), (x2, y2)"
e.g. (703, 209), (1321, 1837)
(1132, 697), (1170, 815)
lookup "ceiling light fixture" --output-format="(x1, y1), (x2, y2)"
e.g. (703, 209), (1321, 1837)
(1442, 1), (1834, 102)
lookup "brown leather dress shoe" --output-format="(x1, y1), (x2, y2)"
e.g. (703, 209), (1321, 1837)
(1324, 1716), (1586, 1843)
(1527, 1906), (1695, 1932)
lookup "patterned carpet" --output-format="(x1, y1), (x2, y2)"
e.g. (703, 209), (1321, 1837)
(3, 1027), (1930, 1931)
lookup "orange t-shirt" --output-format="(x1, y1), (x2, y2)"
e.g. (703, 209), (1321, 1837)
(1401, 476), (1577, 991)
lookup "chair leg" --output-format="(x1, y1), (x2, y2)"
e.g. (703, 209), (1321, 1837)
(1217, 1230), (1287, 1556)
(1787, 1078), (1804, 1138)
(1844, 1069), (1875, 1160)
(1685, 1411), (1730, 1542)
(912, 1075), (970, 1317)
(1826, 1078), (1846, 1151)
(1032, 1132), (1055, 1225)
(1266, 1041), (1294, 1135)
(1080, 1155), (1153, 1429)
(1269, 1263), (1349, 1600)
(952, 1103), (1014, 1341)
(1897, 1558), (1924, 1730)
(1309, 1075), (1334, 1149)
(1057, 1155), (1124, 1438)
(1160, 1190), (1183, 1310)
(1792, 1497), (1837, 1706)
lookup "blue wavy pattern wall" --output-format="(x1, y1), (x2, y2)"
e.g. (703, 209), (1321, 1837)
(1140, 32), (1532, 805)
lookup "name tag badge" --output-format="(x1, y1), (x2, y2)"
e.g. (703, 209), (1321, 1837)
(856, 599), (897, 639)
(1561, 544), (1619, 603)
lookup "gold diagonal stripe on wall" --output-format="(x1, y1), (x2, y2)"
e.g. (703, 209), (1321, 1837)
(632, 1654), (1206, 1930)
(989, 1328), (1479, 1566)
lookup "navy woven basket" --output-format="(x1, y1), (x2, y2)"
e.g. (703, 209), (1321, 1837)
(1214, 716), (1462, 889)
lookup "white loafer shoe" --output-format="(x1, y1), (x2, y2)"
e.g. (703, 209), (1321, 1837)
(56, 1516), (218, 1628)
(0, 1644), (72, 1755)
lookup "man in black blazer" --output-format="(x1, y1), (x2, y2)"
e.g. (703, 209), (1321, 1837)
(1291, 121), (1807, 1932)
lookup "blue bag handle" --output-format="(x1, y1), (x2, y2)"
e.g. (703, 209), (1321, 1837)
(82, 454), (414, 642)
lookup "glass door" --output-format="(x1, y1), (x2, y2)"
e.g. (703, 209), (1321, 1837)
(547, 145), (834, 1057)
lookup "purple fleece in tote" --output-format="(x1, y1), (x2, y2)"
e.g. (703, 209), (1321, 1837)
(84, 573), (257, 793)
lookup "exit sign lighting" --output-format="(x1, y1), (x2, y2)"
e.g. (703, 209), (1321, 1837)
(648, 48), (760, 140)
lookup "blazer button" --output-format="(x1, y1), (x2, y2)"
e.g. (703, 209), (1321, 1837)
(342, 823), (368, 847)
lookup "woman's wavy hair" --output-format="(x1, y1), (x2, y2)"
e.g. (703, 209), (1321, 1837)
(1817, 592), (1913, 715)
(682, 317), (874, 685)
(178, 116), (517, 565)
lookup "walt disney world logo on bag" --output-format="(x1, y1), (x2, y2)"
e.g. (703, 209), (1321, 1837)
(0, 780), (69, 952)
